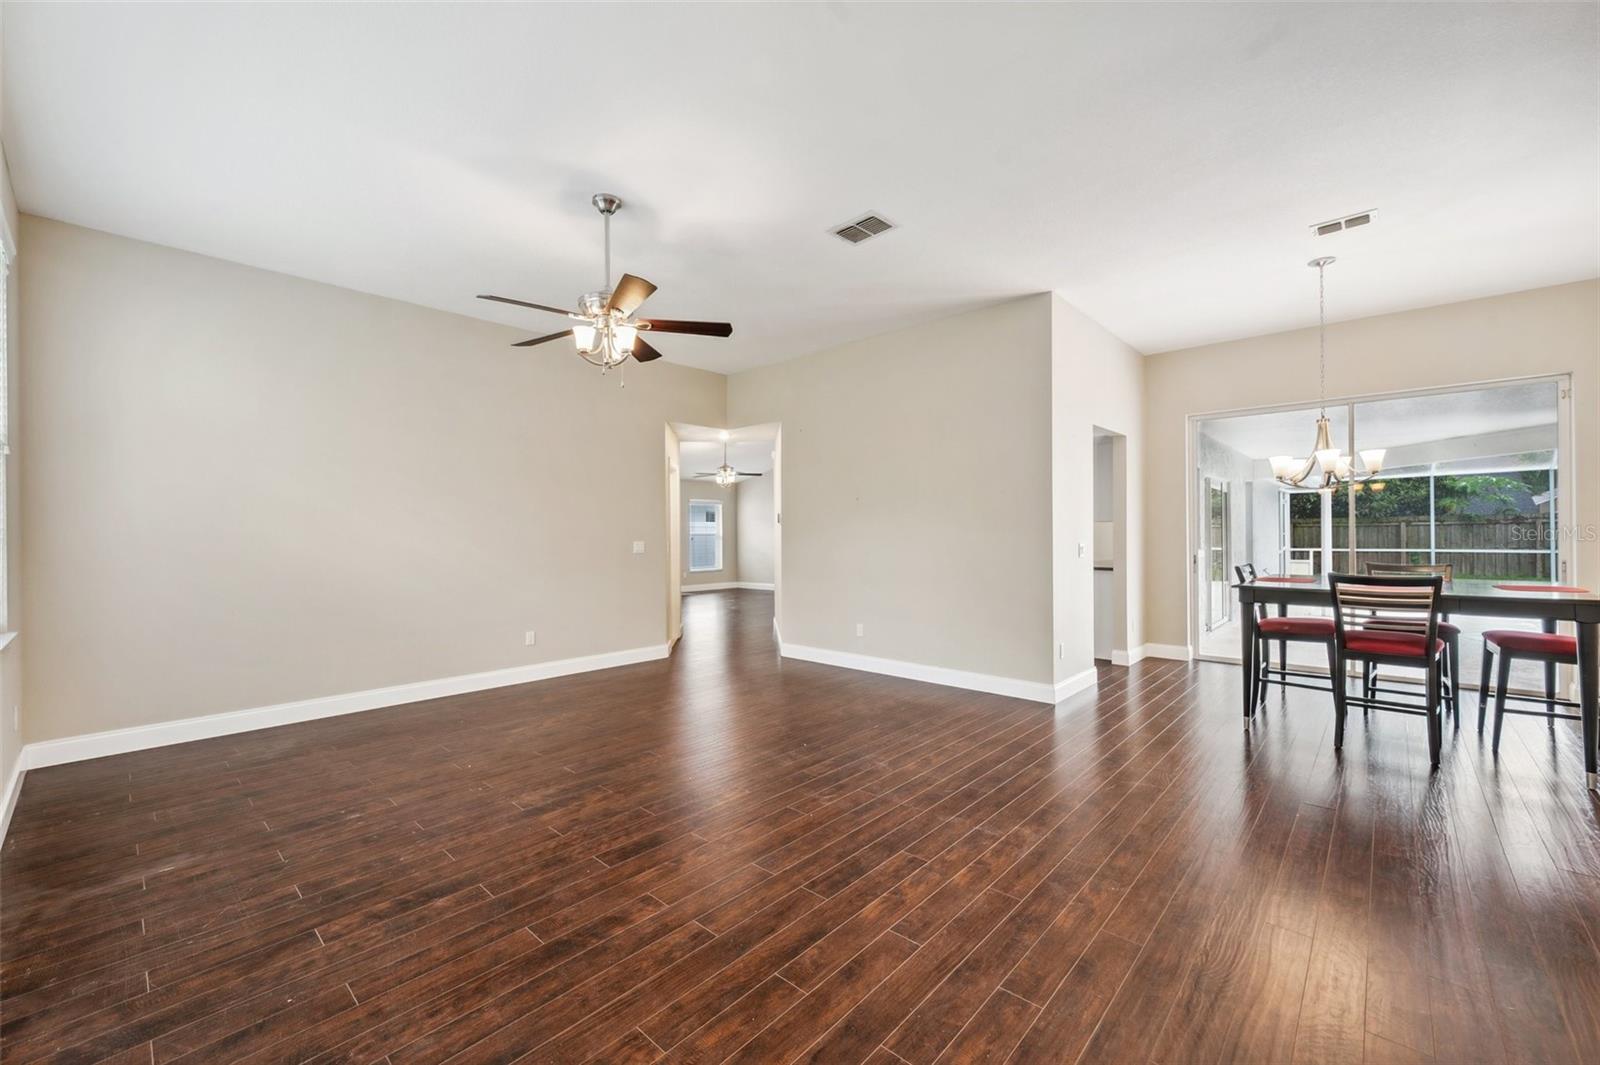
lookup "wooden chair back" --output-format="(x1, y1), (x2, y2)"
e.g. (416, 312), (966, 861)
(1365, 561), (1453, 581)
(1329, 572), (1443, 654)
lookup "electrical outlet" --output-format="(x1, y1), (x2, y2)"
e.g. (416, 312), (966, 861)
(632, 540), (646, 555)
(855, 623), (865, 637)
(524, 631), (537, 646)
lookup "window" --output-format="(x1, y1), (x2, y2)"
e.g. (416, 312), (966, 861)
(688, 500), (722, 572)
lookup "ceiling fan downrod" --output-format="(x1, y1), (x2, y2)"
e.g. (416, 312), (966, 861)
(593, 193), (622, 295)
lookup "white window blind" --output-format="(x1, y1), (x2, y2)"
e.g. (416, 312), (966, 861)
(688, 500), (722, 572)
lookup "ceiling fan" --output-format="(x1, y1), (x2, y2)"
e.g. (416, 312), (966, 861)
(692, 435), (764, 487)
(478, 194), (733, 383)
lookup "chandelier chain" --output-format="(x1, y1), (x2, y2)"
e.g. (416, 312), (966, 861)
(1318, 260), (1326, 415)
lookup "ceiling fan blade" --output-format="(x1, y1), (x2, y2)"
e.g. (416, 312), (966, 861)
(642, 318), (733, 338)
(631, 336), (664, 362)
(512, 329), (573, 348)
(733, 471), (765, 477)
(477, 294), (577, 317)
(606, 273), (657, 315)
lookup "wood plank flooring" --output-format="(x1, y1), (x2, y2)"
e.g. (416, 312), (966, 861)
(3, 588), (1599, 1064)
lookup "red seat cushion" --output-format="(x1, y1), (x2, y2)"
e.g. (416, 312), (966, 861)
(1344, 631), (1444, 658)
(1257, 616), (1335, 637)
(1438, 621), (1460, 637)
(1484, 630), (1578, 658)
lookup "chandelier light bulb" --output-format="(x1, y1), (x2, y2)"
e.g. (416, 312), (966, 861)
(614, 323), (638, 355)
(572, 323), (598, 355)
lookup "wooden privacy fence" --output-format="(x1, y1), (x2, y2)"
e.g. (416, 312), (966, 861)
(1290, 517), (1555, 579)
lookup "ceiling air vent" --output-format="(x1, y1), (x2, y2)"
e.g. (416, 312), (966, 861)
(1312, 209), (1377, 236)
(833, 213), (895, 244)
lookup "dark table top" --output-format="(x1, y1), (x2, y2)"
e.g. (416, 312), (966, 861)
(1235, 576), (1600, 621)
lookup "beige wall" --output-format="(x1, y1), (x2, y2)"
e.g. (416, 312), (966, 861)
(681, 481), (738, 587)
(729, 295), (1055, 685)
(1143, 279), (1600, 650)
(19, 217), (725, 743)
(736, 473), (775, 585)
(0, 140), (20, 805)
(1052, 295), (1144, 681)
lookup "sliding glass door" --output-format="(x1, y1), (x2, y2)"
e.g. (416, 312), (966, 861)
(1349, 378), (1567, 689)
(1192, 403), (1345, 659)
(1190, 375), (1573, 668)
(1204, 478), (1231, 631)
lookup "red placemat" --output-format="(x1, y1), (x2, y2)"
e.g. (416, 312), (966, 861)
(1256, 576), (1317, 583)
(1494, 583), (1591, 594)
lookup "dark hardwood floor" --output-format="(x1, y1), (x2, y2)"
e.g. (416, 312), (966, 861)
(3, 589), (1599, 1064)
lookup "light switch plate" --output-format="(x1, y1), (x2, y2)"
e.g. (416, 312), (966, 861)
(632, 541), (645, 555)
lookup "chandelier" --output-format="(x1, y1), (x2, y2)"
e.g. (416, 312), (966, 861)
(1268, 257), (1387, 493)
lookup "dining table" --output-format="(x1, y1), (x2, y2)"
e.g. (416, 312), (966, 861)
(1236, 575), (1600, 791)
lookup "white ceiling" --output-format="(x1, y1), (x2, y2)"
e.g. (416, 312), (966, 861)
(673, 423), (777, 480)
(5, 4), (1595, 373)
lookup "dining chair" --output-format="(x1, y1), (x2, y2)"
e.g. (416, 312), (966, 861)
(1478, 628), (1581, 753)
(1329, 572), (1447, 767)
(1362, 562), (1461, 720)
(1236, 563), (1335, 707)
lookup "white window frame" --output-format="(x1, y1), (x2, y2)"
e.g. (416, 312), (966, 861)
(687, 499), (724, 573)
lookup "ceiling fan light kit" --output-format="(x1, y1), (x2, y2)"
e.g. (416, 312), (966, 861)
(477, 193), (733, 385)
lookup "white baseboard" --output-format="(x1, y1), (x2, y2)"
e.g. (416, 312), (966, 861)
(20, 644), (670, 772)
(781, 642), (1057, 704)
(1112, 643), (1191, 666)
(683, 582), (773, 592)
(0, 754), (24, 847)
(1053, 667), (1099, 704)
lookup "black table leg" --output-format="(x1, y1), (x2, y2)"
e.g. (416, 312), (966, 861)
(1241, 596), (1256, 729)
(1275, 603), (1288, 703)
(1542, 617), (1558, 719)
(1578, 620), (1597, 792)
